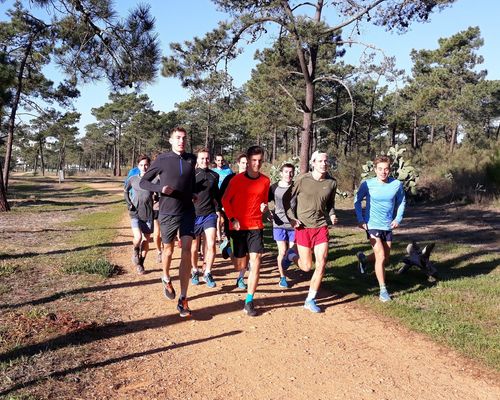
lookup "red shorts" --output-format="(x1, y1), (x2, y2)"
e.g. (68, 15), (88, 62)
(295, 226), (329, 248)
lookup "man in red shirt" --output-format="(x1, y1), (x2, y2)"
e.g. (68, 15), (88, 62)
(222, 146), (270, 316)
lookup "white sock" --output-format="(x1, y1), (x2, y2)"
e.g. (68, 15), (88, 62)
(162, 275), (171, 282)
(306, 289), (317, 302)
(238, 269), (245, 278)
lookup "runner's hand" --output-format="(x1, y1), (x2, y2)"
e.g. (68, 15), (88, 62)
(291, 219), (303, 228)
(161, 185), (174, 195)
(260, 202), (269, 213)
(358, 223), (368, 230)
(330, 215), (338, 225)
(390, 220), (399, 229)
(232, 218), (241, 231)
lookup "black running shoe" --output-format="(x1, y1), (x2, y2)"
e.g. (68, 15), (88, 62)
(243, 301), (257, 317)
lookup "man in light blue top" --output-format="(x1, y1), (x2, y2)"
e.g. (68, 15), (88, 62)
(354, 155), (406, 302)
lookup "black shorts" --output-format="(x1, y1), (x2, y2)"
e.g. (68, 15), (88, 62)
(230, 229), (264, 258)
(159, 211), (195, 244)
(367, 229), (393, 242)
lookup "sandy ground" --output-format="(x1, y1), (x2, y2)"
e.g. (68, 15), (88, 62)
(80, 182), (499, 399)
(2, 177), (498, 399)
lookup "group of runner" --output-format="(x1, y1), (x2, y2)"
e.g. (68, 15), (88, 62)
(124, 126), (406, 317)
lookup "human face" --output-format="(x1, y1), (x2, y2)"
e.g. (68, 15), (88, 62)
(197, 151), (210, 169)
(375, 162), (390, 182)
(215, 155), (224, 168)
(312, 153), (328, 174)
(237, 157), (247, 173)
(247, 153), (263, 175)
(138, 159), (150, 175)
(280, 167), (295, 184)
(169, 130), (187, 154)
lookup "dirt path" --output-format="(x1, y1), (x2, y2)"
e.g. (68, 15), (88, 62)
(73, 182), (499, 399)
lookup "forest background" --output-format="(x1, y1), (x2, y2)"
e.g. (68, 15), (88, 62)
(1, 0), (499, 211)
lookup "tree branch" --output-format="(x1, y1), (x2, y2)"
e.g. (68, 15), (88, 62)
(278, 84), (305, 113)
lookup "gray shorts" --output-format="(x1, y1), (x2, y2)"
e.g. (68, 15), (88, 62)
(130, 218), (153, 235)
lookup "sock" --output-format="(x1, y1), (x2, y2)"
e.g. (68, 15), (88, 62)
(379, 284), (387, 292)
(162, 275), (170, 282)
(306, 289), (317, 302)
(288, 251), (297, 262)
(245, 293), (254, 304)
(238, 269), (245, 278)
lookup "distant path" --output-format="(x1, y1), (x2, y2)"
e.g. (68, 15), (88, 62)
(81, 180), (499, 399)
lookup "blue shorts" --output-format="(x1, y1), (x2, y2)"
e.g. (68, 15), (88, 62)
(194, 213), (218, 236)
(131, 218), (153, 235)
(273, 227), (295, 243)
(367, 229), (393, 242)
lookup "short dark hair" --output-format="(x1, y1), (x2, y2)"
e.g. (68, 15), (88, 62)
(246, 145), (264, 158)
(215, 153), (224, 159)
(236, 153), (247, 163)
(137, 154), (150, 164)
(374, 155), (392, 166)
(280, 163), (295, 172)
(170, 126), (187, 137)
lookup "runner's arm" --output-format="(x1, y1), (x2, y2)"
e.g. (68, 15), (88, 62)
(354, 181), (368, 224)
(393, 182), (406, 225)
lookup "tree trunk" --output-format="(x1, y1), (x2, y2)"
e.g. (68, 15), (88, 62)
(272, 127), (277, 163)
(412, 114), (418, 149)
(284, 130), (288, 156)
(0, 160), (10, 211)
(39, 138), (45, 176)
(391, 123), (397, 146)
(300, 81), (314, 173)
(294, 128), (299, 158)
(116, 125), (122, 176)
(132, 137), (137, 168)
(449, 124), (458, 153)
(495, 123), (499, 141)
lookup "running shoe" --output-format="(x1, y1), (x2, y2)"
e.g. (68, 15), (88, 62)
(236, 277), (247, 290)
(281, 248), (297, 271)
(278, 276), (289, 288)
(157, 251), (162, 264)
(220, 238), (231, 259)
(177, 297), (192, 317)
(379, 288), (392, 302)
(161, 278), (176, 300)
(304, 299), (321, 313)
(243, 301), (257, 317)
(357, 251), (367, 274)
(191, 270), (200, 285)
(203, 273), (216, 288)
(136, 264), (145, 275)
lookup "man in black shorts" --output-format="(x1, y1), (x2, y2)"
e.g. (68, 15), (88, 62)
(222, 146), (270, 316)
(140, 127), (197, 317)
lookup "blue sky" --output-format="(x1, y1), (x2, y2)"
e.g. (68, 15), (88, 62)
(2, 0), (499, 133)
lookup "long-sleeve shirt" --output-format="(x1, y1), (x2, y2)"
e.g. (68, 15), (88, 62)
(286, 172), (337, 228)
(222, 172), (270, 230)
(139, 151), (196, 216)
(124, 175), (153, 221)
(212, 165), (233, 188)
(194, 167), (221, 216)
(354, 177), (406, 231)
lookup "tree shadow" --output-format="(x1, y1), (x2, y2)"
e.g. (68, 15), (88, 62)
(0, 278), (162, 310)
(0, 241), (130, 261)
(0, 330), (243, 397)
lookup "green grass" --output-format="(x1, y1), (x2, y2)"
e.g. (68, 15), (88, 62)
(59, 205), (122, 276)
(323, 228), (500, 370)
